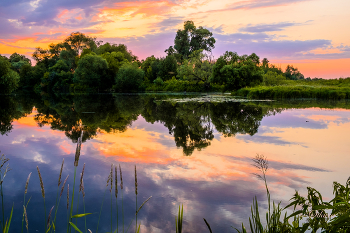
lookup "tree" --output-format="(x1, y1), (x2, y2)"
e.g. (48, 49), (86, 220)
(9, 53), (32, 73)
(101, 51), (129, 78)
(177, 50), (213, 87)
(114, 63), (144, 92)
(63, 32), (97, 56)
(285, 65), (304, 80)
(141, 56), (161, 83)
(158, 55), (178, 81)
(95, 43), (137, 62)
(210, 51), (263, 90)
(74, 54), (110, 91)
(174, 21), (216, 61)
(0, 56), (20, 94)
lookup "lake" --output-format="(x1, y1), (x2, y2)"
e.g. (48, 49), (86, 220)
(0, 93), (349, 232)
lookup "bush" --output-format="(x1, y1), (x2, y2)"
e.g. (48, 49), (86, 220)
(114, 63), (144, 92)
(263, 71), (287, 86)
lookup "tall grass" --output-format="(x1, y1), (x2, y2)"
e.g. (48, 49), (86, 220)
(235, 85), (350, 100)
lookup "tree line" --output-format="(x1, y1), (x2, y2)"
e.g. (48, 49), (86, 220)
(1, 20), (319, 94)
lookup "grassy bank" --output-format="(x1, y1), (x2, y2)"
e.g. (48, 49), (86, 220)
(234, 85), (350, 100)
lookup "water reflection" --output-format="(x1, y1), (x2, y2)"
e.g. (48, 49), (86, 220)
(0, 94), (350, 232)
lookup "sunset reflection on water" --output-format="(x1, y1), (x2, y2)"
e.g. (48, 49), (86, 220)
(1, 96), (350, 232)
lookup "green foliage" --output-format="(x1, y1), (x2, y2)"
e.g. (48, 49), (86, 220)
(211, 51), (263, 90)
(235, 85), (350, 100)
(285, 177), (350, 232)
(285, 65), (304, 80)
(177, 50), (213, 89)
(175, 204), (183, 233)
(0, 56), (20, 94)
(114, 63), (144, 92)
(153, 77), (164, 86)
(174, 21), (215, 61)
(74, 54), (110, 91)
(101, 51), (129, 78)
(263, 71), (287, 86)
(158, 55), (178, 81)
(95, 43), (136, 62)
(9, 53), (32, 73)
(141, 56), (161, 83)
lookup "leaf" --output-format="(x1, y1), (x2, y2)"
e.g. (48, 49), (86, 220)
(69, 222), (83, 233)
(71, 213), (92, 218)
(287, 210), (304, 219)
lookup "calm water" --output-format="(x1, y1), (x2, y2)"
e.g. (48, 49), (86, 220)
(0, 94), (350, 232)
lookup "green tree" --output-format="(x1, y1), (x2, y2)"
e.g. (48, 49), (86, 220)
(9, 53), (32, 73)
(0, 56), (20, 94)
(174, 21), (216, 61)
(211, 51), (263, 90)
(141, 56), (161, 83)
(74, 54), (110, 91)
(158, 55), (178, 81)
(285, 65), (304, 80)
(114, 63), (144, 92)
(177, 50), (212, 87)
(95, 43), (137, 62)
(101, 51), (129, 78)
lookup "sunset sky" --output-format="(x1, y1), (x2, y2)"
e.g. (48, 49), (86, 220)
(1, 0), (349, 78)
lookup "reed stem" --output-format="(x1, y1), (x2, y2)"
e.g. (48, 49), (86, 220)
(96, 189), (107, 233)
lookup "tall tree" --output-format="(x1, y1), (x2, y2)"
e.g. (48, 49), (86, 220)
(174, 21), (216, 61)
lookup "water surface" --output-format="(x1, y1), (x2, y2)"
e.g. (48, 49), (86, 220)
(1, 94), (349, 232)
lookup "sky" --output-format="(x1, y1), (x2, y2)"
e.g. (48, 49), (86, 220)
(1, 0), (350, 78)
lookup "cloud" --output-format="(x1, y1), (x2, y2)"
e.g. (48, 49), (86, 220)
(238, 22), (308, 33)
(227, 0), (312, 10)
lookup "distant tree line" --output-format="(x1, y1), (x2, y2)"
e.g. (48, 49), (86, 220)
(2, 20), (343, 95)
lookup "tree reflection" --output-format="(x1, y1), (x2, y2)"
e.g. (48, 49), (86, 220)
(2, 94), (285, 155)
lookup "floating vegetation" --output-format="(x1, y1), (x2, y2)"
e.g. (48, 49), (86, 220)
(157, 95), (274, 103)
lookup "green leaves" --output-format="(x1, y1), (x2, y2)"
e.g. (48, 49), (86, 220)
(175, 204), (183, 233)
(71, 213), (92, 218)
(69, 222), (83, 233)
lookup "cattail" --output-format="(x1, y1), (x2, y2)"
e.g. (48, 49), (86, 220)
(37, 166), (45, 198)
(110, 164), (113, 193)
(47, 206), (54, 228)
(58, 159), (64, 186)
(74, 130), (83, 167)
(67, 184), (69, 210)
(79, 163), (85, 193)
(24, 172), (32, 194)
(23, 205), (28, 231)
(135, 165), (138, 195)
(114, 166), (118, 199)
(136, 196), (152, 215)
(81, 179), (85, 198)
(60, 175), (69, 197)
(119, 164), (123, 190)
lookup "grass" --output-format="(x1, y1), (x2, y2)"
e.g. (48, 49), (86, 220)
(234, 85), (350, 100)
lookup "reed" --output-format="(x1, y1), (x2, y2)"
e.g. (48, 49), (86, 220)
(175, 204), (183, 233)
(119, 164), (124, 233)
(21, 172), (31, 233)
(135, 165), (138, 233)
(23, 205), (28, 233)
(53, 159), (64, 233)
(76, 163), (85, 231)
(69, 129), (83, 233)
(115, 166), (118, 233)
(37, 166), (47, 232)
(0, 153), (11, 230)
